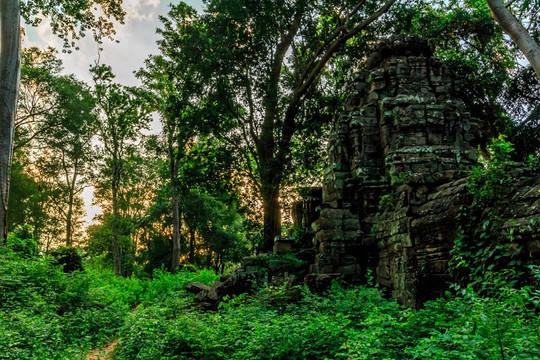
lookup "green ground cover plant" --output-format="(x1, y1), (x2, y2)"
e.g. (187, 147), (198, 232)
(115, 282), (540, 360)
(1, 243), (538, 359)
(0, 248), (217, 359)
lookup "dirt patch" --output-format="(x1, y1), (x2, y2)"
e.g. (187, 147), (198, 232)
(85, 304), (141, 359)
(85, 338), (120, 360)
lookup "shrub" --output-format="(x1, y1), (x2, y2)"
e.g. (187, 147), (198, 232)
(2, 253), (538, 360)
(450, 136), (535, 293)
(0, 252), (143, 358)
(467, 135), (515, 205)
(50, 247), (84, 273)
(115, 281), (540, 360)
(6, 224), (39, 258)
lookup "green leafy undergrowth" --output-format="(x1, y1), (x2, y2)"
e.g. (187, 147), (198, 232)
(0, 252), (136, 359)
(5, 225), (39, 258)
(450, 136), (538, 294)
(139, 267), (218, 304)
(115, 283), (540, 360)
(0, 250), (218, 359)
(3, 248), (538, 359)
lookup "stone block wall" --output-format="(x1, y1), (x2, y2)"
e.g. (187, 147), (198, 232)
(310, 35), (540, 306)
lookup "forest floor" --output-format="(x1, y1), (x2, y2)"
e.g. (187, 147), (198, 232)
(86, 339), (119, 360)
(2, 254), (539, 359)
(86, 305), (141, 360)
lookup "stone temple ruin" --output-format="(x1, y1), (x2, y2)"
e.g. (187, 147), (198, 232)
(307, 35), (540, 305)
(191, 36), (540, 309)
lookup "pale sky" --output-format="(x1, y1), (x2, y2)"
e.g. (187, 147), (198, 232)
(22, 0), (204, 226)
(23, 0), (204, 86)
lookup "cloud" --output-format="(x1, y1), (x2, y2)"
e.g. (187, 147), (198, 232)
(125, 0), (160, 22)
(23, 0), (204, 86)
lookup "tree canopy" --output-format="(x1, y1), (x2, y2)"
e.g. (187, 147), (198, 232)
(1, 2), (540, 359)
(2, 0), (539, 274)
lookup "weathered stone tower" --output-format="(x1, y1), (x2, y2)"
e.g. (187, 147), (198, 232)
(192, 36), (539, 310)
(311, 36), (483, 304)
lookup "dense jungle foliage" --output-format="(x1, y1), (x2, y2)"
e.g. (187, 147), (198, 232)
(1, 246), (539, 359)
(2, 0), (540, 358)
(6, 0), (540, 272)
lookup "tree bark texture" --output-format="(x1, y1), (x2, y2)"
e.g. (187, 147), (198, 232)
(188, 227), (195, 264)
(486, 0), (540, 78)
(111, 164), (122, 276)
(0, 0), (21, 242)
(171, 193), (181, 271)
(261, 181), (281, 252)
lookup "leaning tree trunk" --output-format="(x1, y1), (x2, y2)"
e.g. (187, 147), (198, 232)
(486, 0), (540, 78)
(0, 0), (21, 242)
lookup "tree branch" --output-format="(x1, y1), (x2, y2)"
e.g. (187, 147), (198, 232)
(300, 0), (368, 85)
(260, 0), (307, 158)
(487, 0), (540, 78)
(276, 0), (397, 166)
(244, 65), (260, 146)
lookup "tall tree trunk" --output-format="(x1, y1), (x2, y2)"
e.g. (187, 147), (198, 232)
(66, 195), (74, 246)
(0, 0), (21, 242)
(171, 192), (181, 271)
(65, 167), (78, 247)
(261, 180), (281, 253)
(206, 249), (212, 269)
(188, 227), (195, 264)
(111, 165), (122, 276)
(169, 133), (183, 272)
(486, 0), (540, 78)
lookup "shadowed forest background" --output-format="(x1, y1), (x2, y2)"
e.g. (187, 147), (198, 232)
(1, 0), (540, 359)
